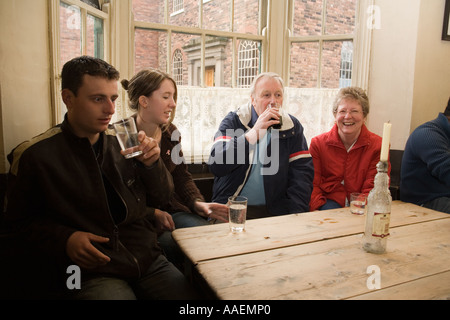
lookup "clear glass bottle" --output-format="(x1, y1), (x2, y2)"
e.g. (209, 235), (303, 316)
(363, 161), (392, 254)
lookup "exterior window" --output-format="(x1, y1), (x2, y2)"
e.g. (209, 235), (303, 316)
(172, 0), (184, 14)
(289, 0), (357, 88)
(340, 41), (353, 88)
(237, 40), (260, 88)
(173, 49), (183, 86)
(132, 0), (263, 163)
(130, 0), (369, 163)
(52, 0), (109, 123)
(132, 0), (262, 88)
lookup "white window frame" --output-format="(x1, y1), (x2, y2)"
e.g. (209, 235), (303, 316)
(286, 0), (373, 90)
(49, 0), (111, 125)
(172, 0), (184, 16)
(132, 0), (266, 88)
(237, 40), (260, 88)
(173, 48), (184, 85)
(339, 41), (353, 88)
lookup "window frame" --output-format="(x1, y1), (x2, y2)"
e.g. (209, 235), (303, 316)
(237, 40), (260, 88)
(286, 0), (373, 90)
(49, 0), (111, 125)
(132, 0), (267, 88)
(172, 48), (184, 85)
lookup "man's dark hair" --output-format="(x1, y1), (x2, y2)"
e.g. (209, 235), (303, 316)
(61, 56), (120, 96)
(445, 97), (450, 117)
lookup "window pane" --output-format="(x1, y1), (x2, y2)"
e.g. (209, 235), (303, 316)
(233, 0), (259, 35)
(339, 41), (353, 88)
(132, 0), (164, 24)
(87, 14), (104, 59)
(237, 39), (261, 88)
(171, 32), (199, 86)
(289, 42), (319, 88)
(293, 0), (323, 36)
(321, 41), (352, 88)
(134, 28), (167, 73)
(325, 0), (357, 35)
(169, 0), (199, 28)
(60, 2), (82, 66)
(173, 49), (184, 86)
(203, 0), (231, 32)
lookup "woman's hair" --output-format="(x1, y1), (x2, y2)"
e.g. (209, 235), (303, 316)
(121, 69), (177, 130)
(332, 87), (370, 117)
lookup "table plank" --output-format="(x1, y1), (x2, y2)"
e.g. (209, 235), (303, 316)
(195, 219), (450, 300)
(349, 271), (450, 300)
(173, 201), (449, 264)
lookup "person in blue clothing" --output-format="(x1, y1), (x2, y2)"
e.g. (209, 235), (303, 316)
(400, 98), (450, 213)
(209, 72), (314, 218)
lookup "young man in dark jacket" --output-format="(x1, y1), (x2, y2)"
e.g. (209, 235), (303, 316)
(2, 56), (198, 299)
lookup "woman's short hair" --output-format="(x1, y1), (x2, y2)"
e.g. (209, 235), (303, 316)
(332, 86), (370, 118)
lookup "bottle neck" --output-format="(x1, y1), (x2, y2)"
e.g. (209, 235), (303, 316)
(374, 161), (389, 190)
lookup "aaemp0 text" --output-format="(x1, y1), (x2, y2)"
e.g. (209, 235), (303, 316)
(223, 304), (271, 315)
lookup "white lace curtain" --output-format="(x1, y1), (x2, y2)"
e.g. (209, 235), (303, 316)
(117, 86), (339, 163)
(173, 87), (339, 163)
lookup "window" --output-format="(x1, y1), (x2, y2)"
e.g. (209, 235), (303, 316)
(284, 0), (373, 145)
(238, 40), (260, 88)
(173, 49), (184, 85)
(340, 41), (353, 88)
(289, 0), (357, 88)
(172, 0), (184, 14)
(132, 0), (263, 163)
(128, 0), (371, 163)
(132, 0), (262, 88)
(50, 0), (110, 123)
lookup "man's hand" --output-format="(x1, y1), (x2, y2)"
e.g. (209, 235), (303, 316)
(154, 209), (175, 232)
(245, 107), (281, 144)
(66, 231), (111, 269)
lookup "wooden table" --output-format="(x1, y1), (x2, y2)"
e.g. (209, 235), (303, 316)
(173, 201), (450, 300)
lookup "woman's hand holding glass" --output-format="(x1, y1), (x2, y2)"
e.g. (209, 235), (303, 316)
(194, 201), (229, 223)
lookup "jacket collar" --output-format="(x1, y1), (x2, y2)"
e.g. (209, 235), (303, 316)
(327, 123), (371, 149)
(61, 113), (106, 146)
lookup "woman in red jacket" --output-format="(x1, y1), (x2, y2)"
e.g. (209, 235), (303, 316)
(309, 87), (390, 211)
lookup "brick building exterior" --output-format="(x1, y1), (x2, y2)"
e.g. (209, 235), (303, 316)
(60, 0), (356, 89)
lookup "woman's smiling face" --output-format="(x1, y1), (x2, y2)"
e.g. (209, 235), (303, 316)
(335, 98), (366, 139)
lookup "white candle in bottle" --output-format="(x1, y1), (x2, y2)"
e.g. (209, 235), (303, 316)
(380, 122), (391, 161)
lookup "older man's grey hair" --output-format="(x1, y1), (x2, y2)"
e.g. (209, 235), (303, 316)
(249, 72), (285, 99)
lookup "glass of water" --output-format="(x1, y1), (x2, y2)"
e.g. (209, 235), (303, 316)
(113, 117), (143, 159)
(228, 196), (247, 233)
(350, 193), (367, 215)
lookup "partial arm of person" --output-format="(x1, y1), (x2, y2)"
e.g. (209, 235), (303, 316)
(5, 150), (80, 263)
(132, 131), (174, 207)
(285, 121), (314, 213)
(209, 113), (251, 177)
(209, 108), (280, 177)
(309, 137), (327, 211)
(413, 125), (450, 186)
